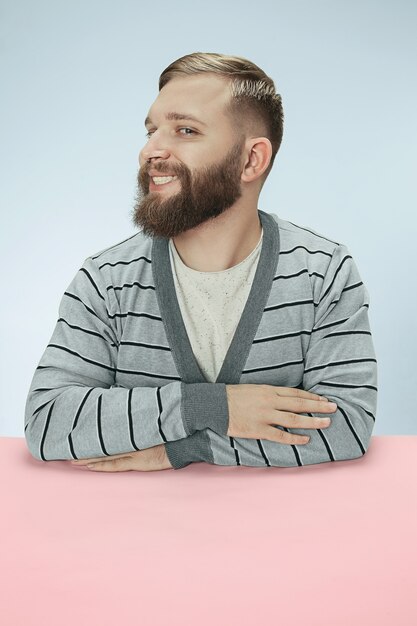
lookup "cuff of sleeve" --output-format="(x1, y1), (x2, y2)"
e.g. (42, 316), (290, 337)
(165, 430), (210, 469)
(181, 382), (229, 436)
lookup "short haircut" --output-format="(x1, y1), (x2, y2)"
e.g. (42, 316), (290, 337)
(158, 52), (284, 185)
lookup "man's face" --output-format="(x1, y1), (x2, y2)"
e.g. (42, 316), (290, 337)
(131, 74), (247, 239)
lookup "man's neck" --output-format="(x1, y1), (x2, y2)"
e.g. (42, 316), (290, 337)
(172, 203), (262, 273)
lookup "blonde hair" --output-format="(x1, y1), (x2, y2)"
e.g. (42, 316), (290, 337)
(159, 52), (284, 184)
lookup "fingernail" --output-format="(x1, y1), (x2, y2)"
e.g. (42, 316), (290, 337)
(328, 402), (337, 409)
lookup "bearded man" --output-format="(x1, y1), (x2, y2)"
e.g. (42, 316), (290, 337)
(24, 52), (377, 472)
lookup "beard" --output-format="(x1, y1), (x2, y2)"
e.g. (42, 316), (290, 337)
(130, 136), (246, 239)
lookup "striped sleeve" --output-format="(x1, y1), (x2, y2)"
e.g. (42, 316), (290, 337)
(299, 243), (377, 462)
(24, 257), (229, 462)
(166, 244), (377, 468)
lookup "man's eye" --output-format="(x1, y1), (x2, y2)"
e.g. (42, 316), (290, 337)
(145, 127), (196, 138)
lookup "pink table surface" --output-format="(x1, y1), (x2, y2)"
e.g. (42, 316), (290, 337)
(1, 435), (416, 626)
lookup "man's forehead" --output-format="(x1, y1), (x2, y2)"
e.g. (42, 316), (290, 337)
(146, 74), (231, 125)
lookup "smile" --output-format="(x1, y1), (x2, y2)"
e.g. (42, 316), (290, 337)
(149, 175), (178, 191)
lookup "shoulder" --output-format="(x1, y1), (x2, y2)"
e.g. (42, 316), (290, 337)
(264, 213), (357, 287)
(266, 212), (352, 273)
(88, 230), (152, 265)
(267, 212), (342, 256)
(79, 230), (154, 287)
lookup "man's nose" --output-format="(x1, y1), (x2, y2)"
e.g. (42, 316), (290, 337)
(140, 135), (171, 164)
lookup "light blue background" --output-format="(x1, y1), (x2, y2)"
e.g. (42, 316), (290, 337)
(1, 0), (415, 436)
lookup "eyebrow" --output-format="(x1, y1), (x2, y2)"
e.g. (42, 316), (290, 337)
(144, 112), (207, 127)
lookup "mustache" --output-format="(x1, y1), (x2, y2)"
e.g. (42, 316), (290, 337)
(142, 164), (184, 177)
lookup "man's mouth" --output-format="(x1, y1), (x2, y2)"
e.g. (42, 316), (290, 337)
(149, 175), (179, 190)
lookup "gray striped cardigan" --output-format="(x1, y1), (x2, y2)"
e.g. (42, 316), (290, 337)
(24, 210), (377, 469)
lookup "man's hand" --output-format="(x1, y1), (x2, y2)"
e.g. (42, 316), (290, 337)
(226, 384), (337, 445)
(70, 443), (173, 472)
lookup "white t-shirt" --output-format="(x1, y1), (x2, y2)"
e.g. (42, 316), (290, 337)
(168, 227), (263, 382)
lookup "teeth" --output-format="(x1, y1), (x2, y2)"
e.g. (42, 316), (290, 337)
(152, 176), (177, 185)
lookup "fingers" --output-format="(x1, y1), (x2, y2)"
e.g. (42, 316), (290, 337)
(71, 453), (132, 465)
(71, 457), (132, 471)
(85, 460), (131, 472)
(226, 384), (337, 445)
(265, 415), (332, 445)
(267, 427), (311, 446)
(274, 394), (337, 415)
(269, 387), (336, 445)
(71, 459), (100, 465)
(275, 387), (328, 401)
(273, 411), (332, 430)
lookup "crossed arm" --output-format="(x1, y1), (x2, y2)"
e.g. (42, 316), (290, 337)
(24, 245), (377, 471)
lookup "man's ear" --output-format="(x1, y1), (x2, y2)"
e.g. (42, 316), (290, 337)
(241, 137), (272, 184)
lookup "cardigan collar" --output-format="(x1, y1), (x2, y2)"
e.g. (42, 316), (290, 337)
(151, 209), (280, 384)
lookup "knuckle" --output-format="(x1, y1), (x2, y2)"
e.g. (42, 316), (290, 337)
(295, 396), (305, 408)
(276, 429), (285, 441)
